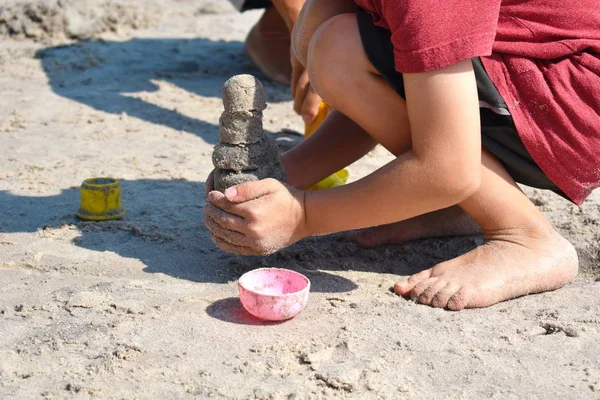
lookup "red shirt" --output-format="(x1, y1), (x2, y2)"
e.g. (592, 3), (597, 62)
(355, 0), (600, 205)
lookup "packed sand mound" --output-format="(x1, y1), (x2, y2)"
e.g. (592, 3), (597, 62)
(213, 75), (285, 191)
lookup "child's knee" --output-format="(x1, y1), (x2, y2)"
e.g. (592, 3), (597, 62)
(307, 14), (360, 103)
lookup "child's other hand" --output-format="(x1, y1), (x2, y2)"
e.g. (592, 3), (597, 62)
(291, 54), (321, 124)
(204, 179), (308, 255)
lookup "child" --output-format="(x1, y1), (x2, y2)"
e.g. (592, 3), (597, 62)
(205, 0), (600, 310)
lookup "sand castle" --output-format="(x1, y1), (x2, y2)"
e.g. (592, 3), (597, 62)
(212, 74), (286, 192)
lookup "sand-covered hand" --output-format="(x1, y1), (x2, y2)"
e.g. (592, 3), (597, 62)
(204, 179), (308, 255)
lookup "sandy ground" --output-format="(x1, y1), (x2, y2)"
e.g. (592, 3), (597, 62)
(1, 1), (599, 398)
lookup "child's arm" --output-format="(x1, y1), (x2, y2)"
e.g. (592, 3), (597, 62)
(305, 60), (482, 234)
(204, 60), (481, 255)
(281, 110), (377, 190)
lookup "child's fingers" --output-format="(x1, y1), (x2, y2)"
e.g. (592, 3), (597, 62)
(223, 179), (281, 204)
(207, 190), (246, 216)
(300, 86), (322, 124)
(207, 189), (226, 204)
(204, 217), (249, 246)
(211, 235), (259, 256)
(203, 203), (246, 233)
(293, 70), (311, 117)
(206, 216), (278, 256)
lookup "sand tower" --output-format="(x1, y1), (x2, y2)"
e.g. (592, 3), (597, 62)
(212, 74), (286, 192)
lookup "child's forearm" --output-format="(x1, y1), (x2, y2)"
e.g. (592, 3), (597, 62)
(281, 110), (377, 190)
(304, 150), (477, 235)
(304, 60), (484, 235)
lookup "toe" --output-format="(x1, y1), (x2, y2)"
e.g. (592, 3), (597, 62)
(411, 278), (439, 301)
(447, 287), (473, 311)
(394, 269), (433, 297)
(417, 279), (449, 306)
(431, 283), (461, 308)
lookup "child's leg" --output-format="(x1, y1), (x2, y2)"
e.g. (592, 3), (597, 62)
(396, 150), (577, 310)
(308, 15), (479, 243)
(350, 206), (481, 247)
(244, 3), (293, 85)
(306, 13), (578, 309)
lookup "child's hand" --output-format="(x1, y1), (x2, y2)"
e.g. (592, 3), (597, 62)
(204, 179), (308, 255)
(291, 54), (321, 124)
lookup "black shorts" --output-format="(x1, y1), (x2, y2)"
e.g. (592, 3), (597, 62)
(240, 0), (272, 11)
(356, 8), (563, 195)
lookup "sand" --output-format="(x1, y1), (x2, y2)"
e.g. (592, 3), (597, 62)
(214, 163), (286, 193)
(212, 138), (279, 172)
(221, 74), (267, 113)
(220, 111), (264, 145)
(213, 74), (283, 191)
(0, 0), (599, 398)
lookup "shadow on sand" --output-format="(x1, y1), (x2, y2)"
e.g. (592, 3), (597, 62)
(0, 179), (365, 293)
(205, 297), (286, 326)
(1, 177), (480, 298)
(35, 37), (292, 145)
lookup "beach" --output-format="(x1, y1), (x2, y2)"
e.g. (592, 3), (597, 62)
(1, 1), (599, 398)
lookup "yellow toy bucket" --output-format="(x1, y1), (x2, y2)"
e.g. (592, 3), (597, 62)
(76, 178), (126, 221)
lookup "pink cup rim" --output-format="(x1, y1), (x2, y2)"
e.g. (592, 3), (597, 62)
(238, 268), (311, 298)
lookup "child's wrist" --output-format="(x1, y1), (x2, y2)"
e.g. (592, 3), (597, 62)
(301, 190), (321, 237)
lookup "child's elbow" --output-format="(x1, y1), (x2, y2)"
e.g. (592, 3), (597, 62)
(445, 169), (481, 204)
(436, 167), (481, 204)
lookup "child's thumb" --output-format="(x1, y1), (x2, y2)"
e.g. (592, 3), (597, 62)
(224, 179), (279, 203)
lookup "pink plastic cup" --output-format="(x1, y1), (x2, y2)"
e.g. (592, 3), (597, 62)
(238, 268), (311, 321)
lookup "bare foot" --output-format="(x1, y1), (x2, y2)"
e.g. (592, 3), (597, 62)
(394, 229), (579, 310)
(245, 7), (292, 85)
(351, 206), (481, 247)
